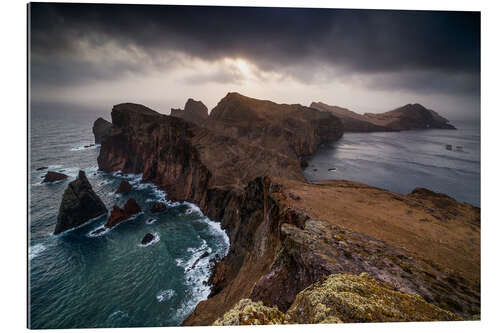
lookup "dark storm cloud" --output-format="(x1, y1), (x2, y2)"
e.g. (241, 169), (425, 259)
(29, 3), (480, 95)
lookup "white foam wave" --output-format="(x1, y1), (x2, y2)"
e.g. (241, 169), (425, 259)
(70, 144), (100, 151)
(87, 213), (142, 238)
(156, 289), (175, 303)
(107, 310), (129, 321)
(56, 213), (107, 237)
(138, 232), (160, 247)
(146, 218), (157, 225)
(183, 202), (230, 255)
(29, 243), (46, 260)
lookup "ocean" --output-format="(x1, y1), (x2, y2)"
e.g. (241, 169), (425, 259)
(28, 109), (480, 328)
(28, 109), (229, 328)
(303, 122), (480, 207)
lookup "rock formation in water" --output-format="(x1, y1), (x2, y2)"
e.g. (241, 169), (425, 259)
(213, 272), (461, 325)
(54, 170), (108, 235)
(311, 102), (456, 132)
(150, 202), (167, 213)
(96, 93), (478, 325)
(170, 98), (209, 126)
(115, 180), (132, 194)
(141, 233), (155, 245)
(105, 198), (142, 228)
(92, 117), (112, 144)
(42, 171), (68, 183)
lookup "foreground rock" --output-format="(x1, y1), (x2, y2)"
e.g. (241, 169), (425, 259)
(150, 202), (167, 213)
(214, 273), (460, 325)
(171, 98), (209, 126)
(54, 171), (107, 235)
(115, 180), (132, 194)
(105, 198), (141, 228)
(42, 171), (68, 183)
(311, 101), (456, 131)
(213, 299), (291, 325)
(92, 117), (112, 144)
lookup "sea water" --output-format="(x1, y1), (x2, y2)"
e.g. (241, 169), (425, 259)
(28, 109), (229, 328)
(303, 122), (480, 207)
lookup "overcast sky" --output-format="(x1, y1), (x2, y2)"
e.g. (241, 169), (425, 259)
(29, 3), (480, 121)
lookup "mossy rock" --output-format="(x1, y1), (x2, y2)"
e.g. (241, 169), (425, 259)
(213, 273), (461, 326)
(213, 299), (290, 325)
(287, 273), (462, 324)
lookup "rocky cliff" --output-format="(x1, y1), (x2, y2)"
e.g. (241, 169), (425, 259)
(96, 94), (477, 325)
(54, 170), (108, 235)
(92, 117), (112, 144)
(311, 102), (456, 132)
(206, 93), (343, 159)
(170, 98), (209, 126)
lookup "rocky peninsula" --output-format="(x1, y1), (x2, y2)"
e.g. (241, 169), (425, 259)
(95, 93), (479, 325)
(311, 102), (456, 132)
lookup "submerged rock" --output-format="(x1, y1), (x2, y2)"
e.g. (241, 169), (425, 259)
(36, 166), (48, 171)
(115, 180), (133, 194)
(42, 171), (68, 183)
(92, 117), (112, 144)
(105, 198), (141, 228)
(54, 170), (107, 235)
(150, 201), (167, 213)
(141, 233), (155, 245)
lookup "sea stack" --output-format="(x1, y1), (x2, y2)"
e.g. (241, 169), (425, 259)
(105, 198), (142, 228)
(54, 170), (108, 235)
(170, 98), (209, 126)
(92, 117), (112, 144)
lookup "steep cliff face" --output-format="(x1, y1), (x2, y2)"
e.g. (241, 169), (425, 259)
(311, 101), (456, 132)
(97, 102), (306, 201)
(170, 98), (209, 126)
(206, 93), (343, 159)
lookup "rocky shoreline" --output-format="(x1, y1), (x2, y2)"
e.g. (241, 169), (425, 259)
(93, 93), (479, 325)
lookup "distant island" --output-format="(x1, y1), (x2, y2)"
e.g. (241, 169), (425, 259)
(78, 92), (478, 325)
(310, 101), (456, 132)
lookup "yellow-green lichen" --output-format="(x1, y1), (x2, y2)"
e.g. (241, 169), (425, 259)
(287, 272), (462, 324)
(213, 273), (462, 326)
(213, 299), (290, 326)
